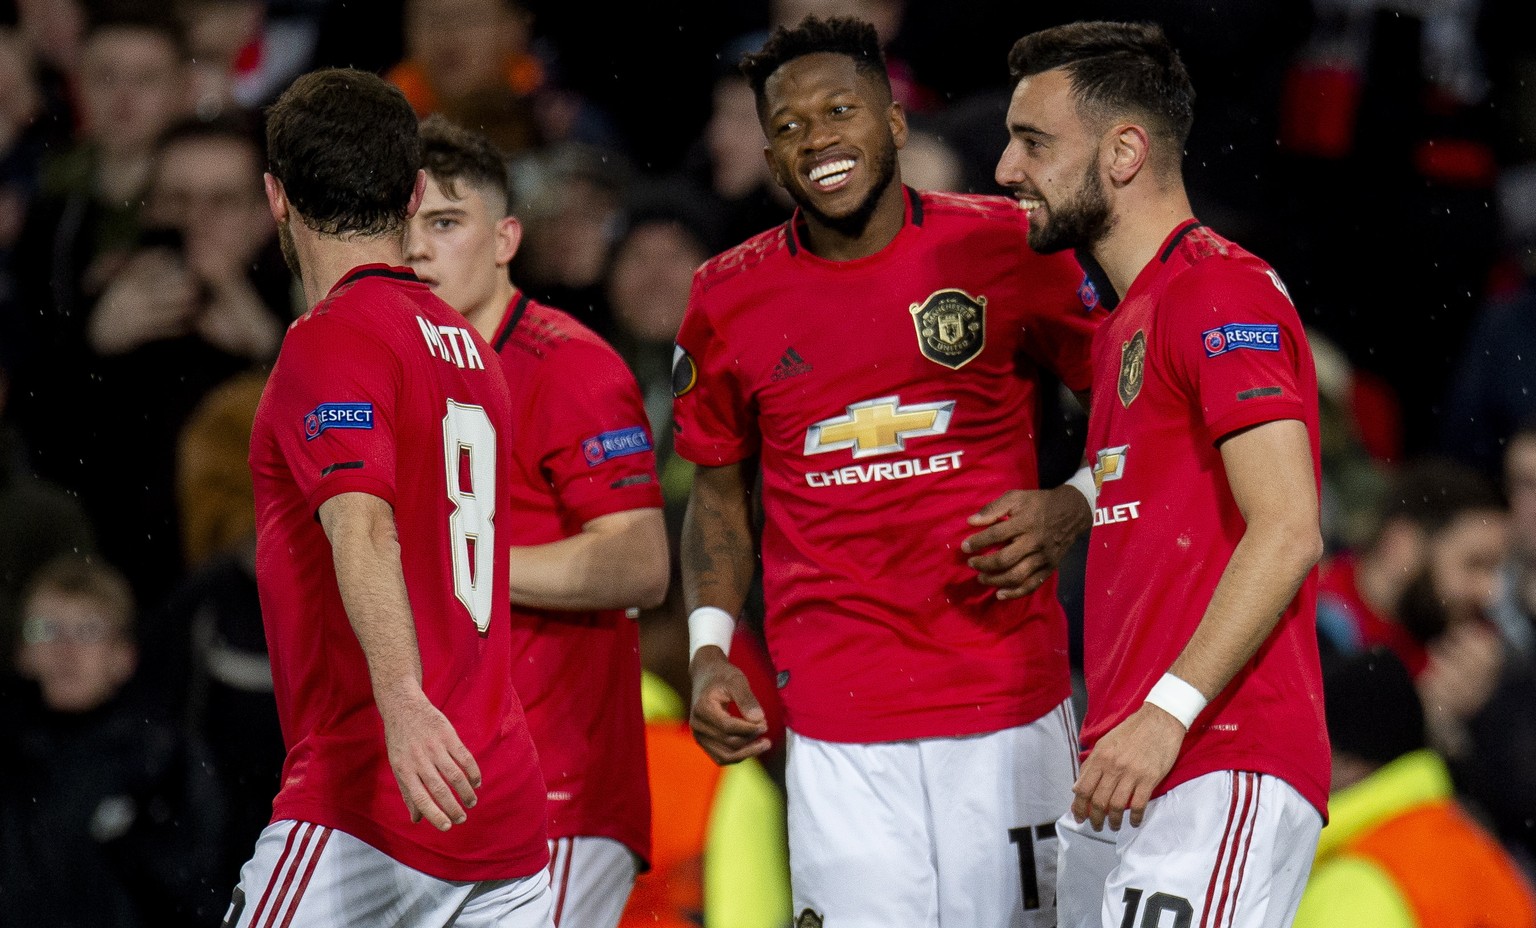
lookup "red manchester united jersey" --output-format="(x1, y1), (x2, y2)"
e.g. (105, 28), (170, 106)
(1080, 222), (1330, 815)
(490, 294), (661, 865)
(673, 189), (1098, 743)
(251, 265), (548, 880)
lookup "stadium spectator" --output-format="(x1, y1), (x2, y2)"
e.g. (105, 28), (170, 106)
(1452, 420), (1536, 863)
(0, 556), (227, 927)
(1442, 256), (1536, 476)
(1294, 649), (1536, 928)
(690, 69), (793, 247)
(128, 372), (281, 889)
(1317, 459), (1506, 676)
(6, 6), (188, 560)
(605, 185), (717, 527)
(0, 361), (95, 688)
(510, 143), (629, 329)
(62, 114), (287, 606)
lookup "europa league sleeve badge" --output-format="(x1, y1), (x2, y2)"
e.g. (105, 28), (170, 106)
(910, 288), (986, 370)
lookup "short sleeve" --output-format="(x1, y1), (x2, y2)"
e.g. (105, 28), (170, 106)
(1015, 243), (1101, 393)
(1162, 262), (1310, 445)
(523, 340), (664, 526)
(265, 317), (402, 512)
(671, 277), (759, 466)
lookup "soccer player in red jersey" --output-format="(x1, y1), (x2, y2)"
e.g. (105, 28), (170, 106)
(234, 71), (553, 928)
(675, 17), (1102, 928)
(995, 22), (1329, 928)
(404, 115), (670, 928)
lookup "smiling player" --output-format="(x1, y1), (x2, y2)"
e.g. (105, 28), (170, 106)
(674, 16), (1104, 928)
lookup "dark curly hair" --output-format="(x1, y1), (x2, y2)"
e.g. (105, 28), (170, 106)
(265, 69), (421, 237)
(739, 16), (891, 117)
(419, 115), (511, 216)
(1008, 21), (1195, 151)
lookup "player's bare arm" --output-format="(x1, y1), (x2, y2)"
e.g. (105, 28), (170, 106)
(963, 390), (1093, 600)
(318, 491), (483, 832)
(682, 461), (770, 765)
(507, 508), (669, 611)
(1072, 418), (1321, 831)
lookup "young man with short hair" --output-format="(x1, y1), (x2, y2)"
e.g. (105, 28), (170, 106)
(406, 114), (668, 928)
(996, 21), (1329, 928)
(677, 16), (1101, 928)
(233, 69), (552, 928)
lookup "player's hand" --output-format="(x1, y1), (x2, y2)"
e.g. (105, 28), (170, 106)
(963, 485), (1091, 600)
(1072, 703), (1185, 831)
(378, 688), (482, 831)
(689, 646), (770, 765)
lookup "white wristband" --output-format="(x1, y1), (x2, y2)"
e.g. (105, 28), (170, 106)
(1144, 673), (1208, 730)
(1063, 465), (1096, 511)
(688, 606), (736, 662)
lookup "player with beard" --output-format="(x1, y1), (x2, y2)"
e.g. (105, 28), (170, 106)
(674, 16), (1103, 928)
(235, 70), (553, 927)
(996, 22), (1328, 928)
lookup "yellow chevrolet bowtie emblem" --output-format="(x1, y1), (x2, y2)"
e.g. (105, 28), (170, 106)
(804, 396), (955, 459)
(1092, 445), (1129, 491)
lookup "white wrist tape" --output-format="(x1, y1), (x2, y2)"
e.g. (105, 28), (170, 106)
(1063, 465), (1096, 511)
(1145, 673), (1208, 730)
(688, 606), (736, 662)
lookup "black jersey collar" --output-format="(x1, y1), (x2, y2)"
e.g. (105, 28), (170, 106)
(334, 265), (420, 292)
(785, 185), (924, 257)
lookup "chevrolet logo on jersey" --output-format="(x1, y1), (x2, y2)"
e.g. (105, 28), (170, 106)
(1092, 444), (1129, 491)
(804, 396), (955, 458)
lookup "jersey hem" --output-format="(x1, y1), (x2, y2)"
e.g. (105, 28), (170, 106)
(783, 684), (1072, 744)
(673, 438), (754, 468)
(272, 803), (550, 882)
(1152, 754), (1329, 821)
(546, 823), (652, 872)
(1205, 400), (1305, 446)
(563, 492), (664, 530)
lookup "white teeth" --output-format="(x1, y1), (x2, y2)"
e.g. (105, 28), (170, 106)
(1017, 197), (1043, 210)
(809, 159), (856, 184)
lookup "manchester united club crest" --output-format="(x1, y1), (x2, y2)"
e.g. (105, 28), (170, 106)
(1118, 329), (1146, 408)
(795, 910), (824, 928)
(910, 288), (986, 370)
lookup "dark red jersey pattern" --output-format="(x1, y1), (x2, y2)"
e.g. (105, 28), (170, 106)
(673, 189), (1099, 743)
(490, 294), (661, 865)
(1080, 222), (1330, 816)
(250, 265), (548, 881)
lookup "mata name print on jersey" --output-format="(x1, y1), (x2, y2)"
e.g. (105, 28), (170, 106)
(910, 288), (986, 369)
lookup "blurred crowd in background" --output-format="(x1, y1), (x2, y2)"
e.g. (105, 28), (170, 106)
(3, 0), (1536, 925)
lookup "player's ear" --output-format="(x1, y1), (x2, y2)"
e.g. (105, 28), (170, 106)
(888, 99), (908, 151)
(263, 173), (288, 224)
(405, 169), (428, 219)
(1105, 123), (1150, 187)
(495, 215), (523, 267)
(764, 146), (786, 189)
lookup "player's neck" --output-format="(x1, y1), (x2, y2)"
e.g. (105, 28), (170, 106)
(465, 278), (518, 344)
(294, 231), (408, 308)
(1087, 190), (1195, 301)
(799, 176), (907, 262)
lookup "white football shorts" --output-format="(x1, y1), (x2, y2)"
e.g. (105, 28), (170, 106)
(546, 836), (638, 928)
(786, 700), (1079, 928)
(1057, 770), (1322, 928)
(222, 819), (554, 928)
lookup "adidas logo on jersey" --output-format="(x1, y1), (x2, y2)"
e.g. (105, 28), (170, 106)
(771, 347), (814, 382)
